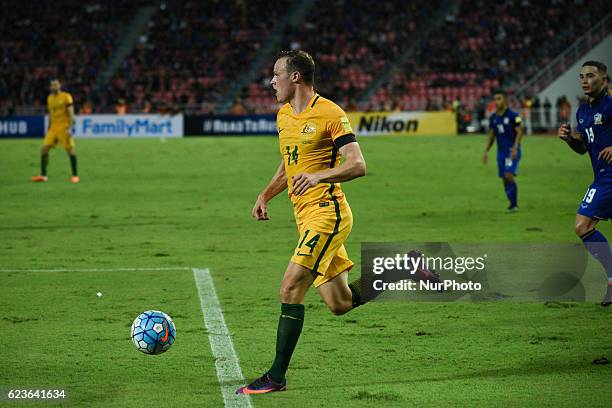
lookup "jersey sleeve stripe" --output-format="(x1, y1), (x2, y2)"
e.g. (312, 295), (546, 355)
(311, 95), (320, 107)
(329, 146), (338, 169)
(333, 134), (356, 149)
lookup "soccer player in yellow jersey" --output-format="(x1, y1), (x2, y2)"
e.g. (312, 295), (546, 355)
(31, 79), (79, 183)
(237, 50), (368, 395)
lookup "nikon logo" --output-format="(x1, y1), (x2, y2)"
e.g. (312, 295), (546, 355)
(358, 116), (419, 133)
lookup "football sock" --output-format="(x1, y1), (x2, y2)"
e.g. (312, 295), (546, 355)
(41, 154), (49, 176)
(348, 278), (364, 308)
(349, 275), (392, 307)
(580, 230), (612, 279)
(268, 303), (304, 382)
(504, 182), (517, 207)
(69, 154), (78, 176)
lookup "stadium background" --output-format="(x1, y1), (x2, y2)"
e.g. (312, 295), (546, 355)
(1, 1), (612, 407)
(2, 0), (611, 136)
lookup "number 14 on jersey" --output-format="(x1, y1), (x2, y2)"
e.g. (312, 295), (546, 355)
(286, 145), (299, 165)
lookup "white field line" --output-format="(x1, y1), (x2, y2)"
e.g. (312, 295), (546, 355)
(0, 267), (191, 273)
(193, 268), (252, 408)
(1, 266), (253, 406)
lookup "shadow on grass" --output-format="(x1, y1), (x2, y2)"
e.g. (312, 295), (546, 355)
(286, 358), (605, 391)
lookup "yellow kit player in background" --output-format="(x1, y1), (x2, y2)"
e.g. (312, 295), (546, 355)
(238, 50), (368, 395)
(31, 79), (79, 183)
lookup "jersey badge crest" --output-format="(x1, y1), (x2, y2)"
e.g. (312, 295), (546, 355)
(594, 113), (602, 125)
(301, 123), (316, 134)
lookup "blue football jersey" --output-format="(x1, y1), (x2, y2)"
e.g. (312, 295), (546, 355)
(576, 91), (612, 181)
(489, 109), (522, 152)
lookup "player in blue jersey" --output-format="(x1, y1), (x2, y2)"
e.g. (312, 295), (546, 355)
(558, 60), (612, 306)
(483, 90), (524, 212)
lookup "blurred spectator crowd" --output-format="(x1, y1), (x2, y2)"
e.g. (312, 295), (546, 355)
(242, 0), (441, 113)
(373, 0), (609, 111)
(105, 0), (285, 115)
(0, 0), (143, 115)
(1, 0), (609, 133)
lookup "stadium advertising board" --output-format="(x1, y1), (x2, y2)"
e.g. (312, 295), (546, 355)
(43, 114), (184, 138)
(347, 111), (457, 136)
(185, 111), (456, 137)
(185, 114), (277, 136)
(0, 116), (45, 138)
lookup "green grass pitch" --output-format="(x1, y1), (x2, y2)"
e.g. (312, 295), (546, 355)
(0, 135), (610, 407)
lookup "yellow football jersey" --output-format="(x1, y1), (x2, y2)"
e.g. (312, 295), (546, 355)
(47, 91), (73, 128)
(277, 94), (356, 213)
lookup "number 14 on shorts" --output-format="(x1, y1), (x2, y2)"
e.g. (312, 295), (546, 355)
(296, 230), (320, 256)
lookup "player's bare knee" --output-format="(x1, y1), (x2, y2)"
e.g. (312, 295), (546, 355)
(574, 220), (591, 237)
(327, 303), (348, 316)
(279, 283), (301, 303)
(325, 299), (351, 316)
(279, 285), (291, 302)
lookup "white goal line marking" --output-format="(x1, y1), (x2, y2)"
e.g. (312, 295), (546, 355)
(0, 267), (191, 273)
(193, 268), (252, 408)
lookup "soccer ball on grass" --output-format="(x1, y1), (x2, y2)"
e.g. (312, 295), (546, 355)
(131, 310), (176, 355)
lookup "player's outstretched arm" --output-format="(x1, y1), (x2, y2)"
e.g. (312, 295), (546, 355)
(558, 123), (587, 155)
(66, 104), (75, 137)
(291, 142), (366, 196)
(67, 104), (75, 124)
(252, 159), (287, 220)
(483, 129), (494, 164)
(511, 125), (523, 159)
